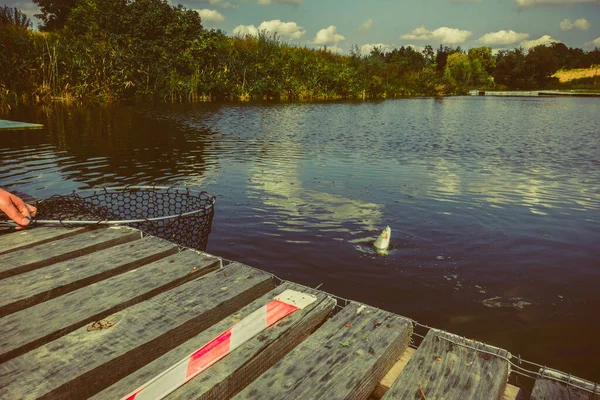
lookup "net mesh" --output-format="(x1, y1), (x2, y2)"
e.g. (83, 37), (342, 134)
(33, 187), (216, 251)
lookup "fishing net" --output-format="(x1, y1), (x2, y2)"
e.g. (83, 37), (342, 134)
(32, 186), (216, 251)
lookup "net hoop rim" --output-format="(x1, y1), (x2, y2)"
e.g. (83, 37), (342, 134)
(31, 185), (216, 225)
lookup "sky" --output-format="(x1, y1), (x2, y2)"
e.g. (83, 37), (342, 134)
(6, 0), (600, 55)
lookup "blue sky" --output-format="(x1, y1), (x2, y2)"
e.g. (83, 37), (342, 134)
(7, 0), (600, 54)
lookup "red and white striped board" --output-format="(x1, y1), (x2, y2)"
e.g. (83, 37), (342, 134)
(122, 289), (317, 400)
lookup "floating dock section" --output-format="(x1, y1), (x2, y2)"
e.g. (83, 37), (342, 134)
(0, 119), (43, 131)
(468, 90), (600, 97)
(538, 91), (600, 97)
(0, 226), (597, 399)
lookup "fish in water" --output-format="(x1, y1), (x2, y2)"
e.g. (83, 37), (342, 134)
(373, 226), (391, 252)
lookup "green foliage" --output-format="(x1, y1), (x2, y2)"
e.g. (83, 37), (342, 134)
(494, 44), (598, 89)
(549, 42), (593, 70)
(445, 53), (471, 93)
(526, 45), (559, 87)
(435, 45), (462, 74)
(2, 0), (599, 105)
(34, 0), (78, 31)
(422, 45), (435, 67)
(468, 47), (495, 75)
(0, 23), (45, 101)
(444, 52), (491, 93)
(495, 48), (530, 89)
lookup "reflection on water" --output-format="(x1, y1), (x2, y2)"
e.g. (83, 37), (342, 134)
(1, 97), (599, 380)
(247, 137), (383, 240)
(0, 104), (223, 195)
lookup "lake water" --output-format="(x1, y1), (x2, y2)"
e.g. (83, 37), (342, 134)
(1, 97), (599, 382)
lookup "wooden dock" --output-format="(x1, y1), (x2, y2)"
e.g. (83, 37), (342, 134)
(0, 226), (597, 399)
(468, 90), (600, 98)
(468, 90), (540, 97)
(0, 119), (43, 131)
(538, 91), (600, 97)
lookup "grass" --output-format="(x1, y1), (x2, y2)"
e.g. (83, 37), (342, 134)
(553, 66), (598, 83)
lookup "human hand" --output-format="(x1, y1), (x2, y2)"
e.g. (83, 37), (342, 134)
(0, 188), (37, 226)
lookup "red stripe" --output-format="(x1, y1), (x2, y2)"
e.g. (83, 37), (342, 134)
(123, 389), (140, 400)
(186, 328), (232, 379)
(266, 300), (298, 326)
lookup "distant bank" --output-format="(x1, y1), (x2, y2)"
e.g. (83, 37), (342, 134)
(468, 66), (599, 97)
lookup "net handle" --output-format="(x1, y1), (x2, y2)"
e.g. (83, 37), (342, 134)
(2, 186), (215, 226)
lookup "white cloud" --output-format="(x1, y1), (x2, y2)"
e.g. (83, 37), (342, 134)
(257, 0), (302, 5)
(188, 0), (237, 9)
(560, 18), (591, 31)
(259, 20), (306, 39)
(194, 9), (225, 23)
(312, 26), (345, 45)
(232, 20), (306, 39)
(360, 43), (394, 54)
(359, 18), (373, 30)
(516, 0), (600, 6)
(585, 37), (600, 47)
(324, 45), (344, 54)
(479, 30), (529, 45)
(233, 25), (259, 36)
(400, 26), (472, 44)
(521, 35), (561, 49)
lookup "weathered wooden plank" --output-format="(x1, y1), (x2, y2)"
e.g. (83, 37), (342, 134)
(370, 348), (527, 400)
(382, 329), (510, 400)
(0, 226), (141, 279)
(503, 384), (530, 400)
(531, 380), (594, 400)
(235, 302), (412, 400)
(0, 249), (220, 363)
(0, 262), (273, 400)
(371, 347), (415, 399)
(531, 368), (600, 400)
(0, 226), (93, 256)
(92, 282), (336, 400)
(0, 236), (178, 318)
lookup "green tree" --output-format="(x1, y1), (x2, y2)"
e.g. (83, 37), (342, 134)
(62, 0), (205, 100)
(494, 48), (529, 88)
(5, 1), (598, 106)
(386, 46), (426, 74)
(445, 52), (472, 90)
(422, 45), (435, 67)
(564, 47), (587, 69)
(550, 42), (569, 69)
(587, 47), (600, 69)
(435, 45), (461, 74)
(34, 0), (78, 31)
(526, 45), (559, 87)
(0, 19), (44, 100)
(468, 46), (495, 75)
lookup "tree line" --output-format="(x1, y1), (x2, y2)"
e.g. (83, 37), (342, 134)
(1, 1), (599, 106)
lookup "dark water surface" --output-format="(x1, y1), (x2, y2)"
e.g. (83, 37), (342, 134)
(1, 97), (599, 381)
